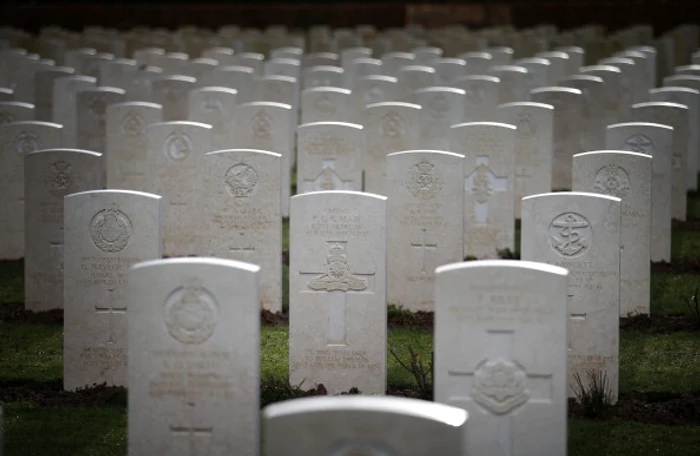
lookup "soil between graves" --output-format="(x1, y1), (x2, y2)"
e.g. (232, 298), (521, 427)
(672, 219), (700, 231)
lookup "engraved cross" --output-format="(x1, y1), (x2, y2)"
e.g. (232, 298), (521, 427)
(170, 401), (214, 456)
(410, 228), (438, 274)
(299, 241), (375, 345)
(228, 232), (256, 261)
(95, 288), (127, 344)
(464, 155), (508, 223)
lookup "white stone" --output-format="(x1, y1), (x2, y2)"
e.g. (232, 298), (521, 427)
(249, 75), (296, 106)
(0, 121), (63, 259)
(0, 101), (34, 125)
(631, 101), (689, 221)
(598, 57), (642, 120)
(127, 257), (260, 456)
(300, 87), (351, 124)
(150, 52), (189, 74)
(99, 58), (138, 90)
(76, 87), (126, 153)
(579, 65), (623, 124)
(201, 65), (254, 93)
(521, 192), (621, 401)
(434, 260), (569, 456)
(363, 102), (421, 196)
(63, 190), (162, 390)
(303, 52), (340, 68)
(188, 86), (237, 150)
(302, 65), (344, 89)
(14, 57), (55, 104)
(106, 102), (163, 191)
(289, 191), (387, 395)
(0, 87), (13, 101)
(515, 57), (552, 88)
(459, 52), (493, 75)
(297, 122), (364, 194)
(344, 57), (382, 88)
(559, 74), (607, 151)
(431, 58), (466, 85)
(80, 53), (115, 80)
(535, 51), (570, 83)
(146, 121), (212, 257)
(132, 47), (164, 67)
(530, 87), (583, 190)
(490, 65), (531, 104)
(263, 396), (467, 456)
(450, 122), (517, 258)
(396, 65), (436, 99)
(203, 149), (282, 312)
(351, 75), (398, 124)
(555, 46), (585, 73)
(486, 47), (514, 65)
(231, 52), (265, 74)
(381, 52), (416, 77)
(123, 65), (163, 102)
(151, 75), (197, 121)
(573, 151), (651, 316)
(497, 102), (554, 219)
(34, 67), (74, 121)
(615, 50), (653, 101)
(201, 47), (236, 65)
(25, 149), (103, 311)
(387, 150), (464, 312)
(606, 122), (674, 262)
(412, 87), (466, 151)
(53, 75), (96, 147)
(452, 75), (500, 122)
(183, 58), (218, 82)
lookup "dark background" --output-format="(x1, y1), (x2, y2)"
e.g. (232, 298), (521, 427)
(1, 1), (697, 35)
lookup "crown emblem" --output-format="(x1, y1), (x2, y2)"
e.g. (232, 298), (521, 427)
(326, 243), (347, 263)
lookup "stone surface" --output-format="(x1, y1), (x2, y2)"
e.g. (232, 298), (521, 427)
(631, 102), (689, 221)
(452, 75), (500, 122)
(434, 260), (569, 456)
(106, 102), (163, 191)
(63, 190), (163, 391)
(396, 65), (436, 99)
(34, 67), (75, 121)
(263, 396), (467, 456)
(579, 64), (623, 125)
(289, 191), (387, 395)
(559, 74), (607, 151)
(76, 87), (126, 153)
(530, 87), (583, 190)
(497, 102), (554, 219)
(412, 87), (466, 151)
(450, 122), (517, 258)
(363, 102), (421, 196)
(300, 87), (351, 124)
(0, 121), (63, 259)
(606, 122), (674, 262)
(233, 102), (293, 217)
(521, 192), (621, 401)
(99, 58), (138, 91)
(0, 101), (34, 125)
(302, 65), (344, 89)
(25, 149), (103, 311)
(387, 150), (464, 312)
(573, 151), (652, 316)
(127, 257), (260, 456)
(297, 122), (364, 194)
(146, 121), (212, 257)
(490, 65), (531, 104)
(351, 75), (398, 124)
(202, 149), (283, 312)
(53, 75), (96, 147)
(151, 75), (197, 121)
(188, 86), (237, 150)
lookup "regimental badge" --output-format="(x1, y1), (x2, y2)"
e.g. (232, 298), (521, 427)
(89, 205), (132, 253)
(406, 159), (443, 200)
(164, 279), (219, 345)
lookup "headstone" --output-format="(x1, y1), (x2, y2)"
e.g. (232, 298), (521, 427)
(188, 86), (237, 150)
(490, 65), (531, 103)
(344, 57), (382, 88)
(530, 87), (583, 190)
(486, 47), (514, 65)
(151, 75), (197, 121)
(413, 46), (443, 66)
(302, 65), (344, 89)
(150, 51), (188, 74)
(300, 87), (351, 124)
(515, 57), (552, 88)
(263, 396), (467, 456)
(0, 87), (13, 101)
(497, 102), (555, 219)
(412, 87), (466, 151)
(127, 257), (260, 455)
(76, 87), (126, 153)
(434, 260), (568, 456)
(25, 149), (103, 311)
(63, 190), (162, 390)
(147, 121), (213, 256)
(432, 57), (467, 85)
(53, 75), (96, 147)
(450, 122), (517, 258)
(631, 101), (689, 221)
(231, 52), (265, 74)
(598, 57), (641, 119)
(183, 58), (218, 81)
(559, 74), (607, 151)
(573, 151), (652, 316)
(124, 65), (163, 102)
(363, 102), (421, 196)
(521, 192), (620, 401)
(201, 65), (254, 93)
(606, 122), (674, 262)
(396, 65), (436, 99)
(452, 75), (500, 122)
(556, 45), (585, 73)
(99, 58), (138, 90)
(459, 51), (493, 75)
(202, 47), (236, 65)
(535, 50), (570, 83)
(579, 65), (623, 125)
(233, 102), (293, 216)
(34, 67), (74, 121)
(387, 150), (464, 312)
(0, 121), (63, 259)
(289, 191), (387, 394)
(381, 52), (416, 77)
(303, 52), (340, 68)
(106, 102), (163, 191)
(351, 75), (398, 123)
(132, 47), (164, 67)
(0, 101), (34, 125)
(14, 57), (55, 104)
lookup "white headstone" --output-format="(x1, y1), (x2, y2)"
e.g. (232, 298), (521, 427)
(187, 86), (237, 150)
(396, 65), (436, 99)
(433, 57), (467, 85)
(0, 101), (34, 125)
(559, 74), (606, 151)
(53, 75), (96, 147)
(381, 52), (416, 77)
(99, 58), (138, 90)
(302, 65), (344, 89)
(151, 75), (197, 121)
(490, 65), (531, 104)
(351, 75), (398, 123)
(459, 51), (493, 75)
(201, 65), (254, 93)
(34, 67), (75, 121)
(452, 75), (500, 122)
(300, 87), (352, 124)
(412, 87), (466, 151)
(76, 87), (126, 153)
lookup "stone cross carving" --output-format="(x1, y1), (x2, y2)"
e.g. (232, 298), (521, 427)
(410, 228), (438, 275)
(299, 242), (375, 345)
(464, 155), (508, 223)
(170, 401), (213, 456)
(95, 288), (127, 344)
(228, 231), (256, 261)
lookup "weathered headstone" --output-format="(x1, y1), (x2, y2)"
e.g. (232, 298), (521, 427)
(573, 151), (651, 316)
(396, 65), (436, 99)
(302, 65), (344, 89)
(515, 57), (552, 88)
(579, 65), (623, 125)
(53, 75), (96, 147)
(203, 149), (283, 312)
(34, 67), (75, 121)
(263, 396), (467, 456)
(434, 260), (569, 456)
(201, 65), (254, 93)
(127, 257), (260, 455)
(351, 75), (398, 124)
(150, 51), (189, 74)
(535, 50), (570, 83)
(450, 122), (517, 258)
(490, 65), (531, 104)
(76, 87), (126, 153)
(289, 191), (387, 395)
(459, 51), (493, 75)
(606, 122), (674, 262)
(0, 101), (34, 125)
(106, 102), (163, 191)
(147, 121), (213, 257)
(99, 58), (138, 91)
(521, 192), (621, 401)
(559, 74), (606, 151)
(387, 150), (464, 312)
(188, 86), (237, 150)
(363, 102), (421, 196)
(63, 190), (163, 390)
(25, 149), (103, 311)
(151, 75), (197, 121)
(300, 87), (352, 124)
(381, 52), (416, 77)
(452, 75), (500, 122)
(412, 87), (466, 151)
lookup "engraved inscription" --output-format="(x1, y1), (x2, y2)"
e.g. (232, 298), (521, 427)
(472, 358), (530, 414)
(448, 287), (550, 325)
(594, 163), (630, 198)
(164, 280), (219, 345)
(164, 132), (193, 162)
(305, 208), (370, 237)
(224, 163), (258, 199)
(44, 160), (76, 198)
(291, 347), (380, 371)
(251, 110), (273, 140)
(307, 243), (368, 292)
(148, 350), (233, 400)
(78, 256), (137, 287)
(89, 205), (133, 253)
(201, 96), (222, 114)
(121, 111), (143, 136)
(80, 346), (127, 370)
(406, 159), (443, 200)
(624, 134), (653, 155)
(379, 111), (404, 139)
(548, 213), (591, 257)
(15, 130), (41, 154)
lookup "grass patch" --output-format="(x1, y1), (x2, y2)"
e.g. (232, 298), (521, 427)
(0, 259), (23, 304)
(672, 230), (700, 259)
(651, 273), (700, 315)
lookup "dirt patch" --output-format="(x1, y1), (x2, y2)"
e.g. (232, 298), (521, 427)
(0, 303), (63, 325)
(261, 309), (288, 326)
(620, 314), (700, 333)
(283, 251), (289, 266)
(672, 219), (700, 231)
(652, 259), (700, 274)
(569, 392), (700, 425)
(0, 382), (125, 407)
(387, 310), (434, 330)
